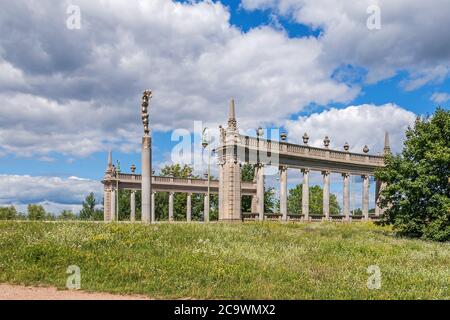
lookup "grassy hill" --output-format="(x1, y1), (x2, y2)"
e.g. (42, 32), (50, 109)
(0, 221), (448, 299)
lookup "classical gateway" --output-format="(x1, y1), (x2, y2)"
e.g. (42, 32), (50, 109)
(103, 91), (389, 223)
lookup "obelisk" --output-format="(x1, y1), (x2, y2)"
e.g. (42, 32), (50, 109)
(141, 90), (152, 223)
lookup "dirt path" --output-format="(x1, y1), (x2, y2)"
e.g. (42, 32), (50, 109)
(0, 284), (151, 300)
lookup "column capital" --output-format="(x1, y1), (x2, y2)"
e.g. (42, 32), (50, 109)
(321, 170), (331, 176)
(279, 165), (287, 171)
(301, 168), (310, 174)
(342, 172), (350, 178)
(361, 174), (369, 179)
(256, 162), (265, 168)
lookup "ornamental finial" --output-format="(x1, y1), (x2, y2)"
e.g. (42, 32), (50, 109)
(141, 90), (152, 135)
(344, 142), (350, 151)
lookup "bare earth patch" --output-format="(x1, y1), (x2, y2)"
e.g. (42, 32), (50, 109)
(0, 284), (151, 300)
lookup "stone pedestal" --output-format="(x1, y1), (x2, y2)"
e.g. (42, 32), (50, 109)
(141, 135), (152, 223)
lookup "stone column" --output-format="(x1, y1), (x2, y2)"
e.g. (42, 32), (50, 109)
(204, 194), (209, 222)
(141, 135), (152, 223)
(375, 180), (386, 216)
(342, 173), (350, 220)
(279, 166), (287, 221)
(256, 164), (265, 221)
(151, 192), (156, 223)
(187, 193), (192, 222)
(251, 195), (257, 213)
(302, 169), (309, 220)
(362, 175), (369, 220)
(110, 188), (116, 222)
(322, 171), (330, 219)
(168, 192), (174, 222)
(130, 191), (136, 222)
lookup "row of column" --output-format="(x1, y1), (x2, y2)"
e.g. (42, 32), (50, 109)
(128, 191), (210, 222)
(273, 167), (375, 220)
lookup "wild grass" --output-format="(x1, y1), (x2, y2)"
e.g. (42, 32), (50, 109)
(0, 221), (448, 299)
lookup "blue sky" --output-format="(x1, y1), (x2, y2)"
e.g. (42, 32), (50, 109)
(0, 0), (448, 212)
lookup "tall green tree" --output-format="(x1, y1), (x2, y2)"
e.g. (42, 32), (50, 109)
(27, 204), (46, 220)
(79, 193), (103, 221)
(287, 184), (340, 215)
(375, 108), (449, 241)
(0, 206), (17, 220)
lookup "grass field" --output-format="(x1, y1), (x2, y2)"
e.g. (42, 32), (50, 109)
(0, 221), (448, 299)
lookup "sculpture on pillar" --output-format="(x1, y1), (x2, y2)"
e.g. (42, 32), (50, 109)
(141, 90), (152, 135)
(141, 90), (153, 223)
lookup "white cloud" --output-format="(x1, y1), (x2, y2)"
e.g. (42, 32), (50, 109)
(0, 0), (358, 158)
(0, 174), (102, 207)
(431, 92), (450, 104)
(285, 104), (416, 154)
(242, 0), (450, 87)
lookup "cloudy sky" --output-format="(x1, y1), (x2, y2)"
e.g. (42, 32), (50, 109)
(0, 0), (448, 213)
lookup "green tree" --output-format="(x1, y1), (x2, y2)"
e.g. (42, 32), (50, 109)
(240, 163), (279, 213)
(241, 163), (255, 212)
(375, 108), (449, 241)
(264, 187), (277, 213)
(153, 164), (219, 221)
(79, 193), (103, 221)
(118, 190), (141, 221)
(27, 204), (46, 220)
(0, 206), (17, 220)
(287, 184), (340, 215)
(58, 210), (78, 220)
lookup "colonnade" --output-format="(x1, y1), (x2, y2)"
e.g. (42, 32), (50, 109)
(121, 191), (211, 222)
(255, 165), (378, 221)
